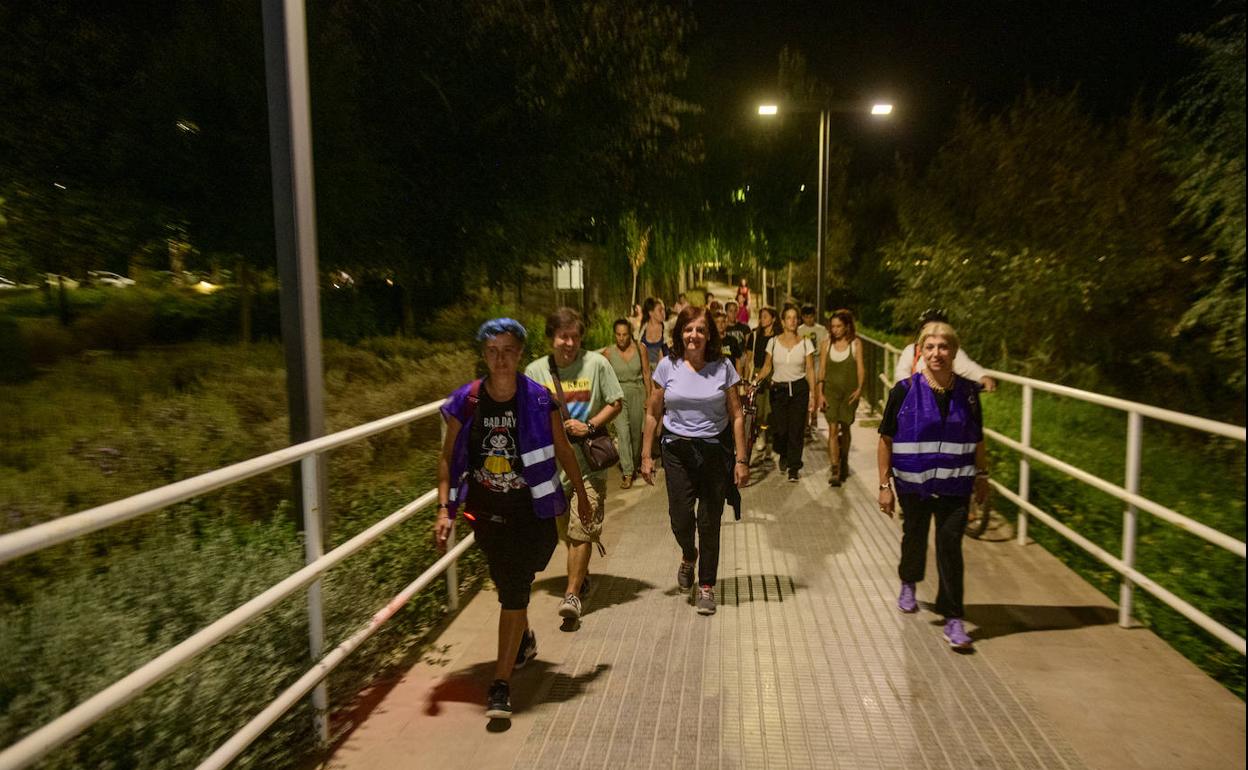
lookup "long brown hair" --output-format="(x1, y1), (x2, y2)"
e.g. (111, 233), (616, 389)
(669, 305), (723, 362)
(828, 308), (857, 342)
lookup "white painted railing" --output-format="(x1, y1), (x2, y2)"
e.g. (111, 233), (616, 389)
(858, 333), (1246, 656)
(0, 399), (472, 770)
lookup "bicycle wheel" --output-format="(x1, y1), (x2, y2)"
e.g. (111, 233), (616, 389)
(964, 497), (992, 539)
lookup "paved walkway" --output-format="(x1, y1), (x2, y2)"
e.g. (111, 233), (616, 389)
(323, 416), (1245, 770)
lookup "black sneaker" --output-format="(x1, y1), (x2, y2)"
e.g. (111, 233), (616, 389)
(777, 455), (788, 472)
(514, 629), (537, 670)
(787, 468), (799, 483)
(677, 557), (696, 590)
(485, 679), (512, 719)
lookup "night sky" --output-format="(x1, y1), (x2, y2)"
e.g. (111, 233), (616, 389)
(689, 0), (1230, 173)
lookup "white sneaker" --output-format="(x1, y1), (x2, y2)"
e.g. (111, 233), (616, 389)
(558, 593), (582, 620)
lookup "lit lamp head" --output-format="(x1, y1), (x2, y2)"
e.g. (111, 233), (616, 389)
(871, 103), (893, 116)
(758, 104), (779, 116)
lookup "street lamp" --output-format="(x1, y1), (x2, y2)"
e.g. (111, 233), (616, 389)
(757, 100), (893, 320)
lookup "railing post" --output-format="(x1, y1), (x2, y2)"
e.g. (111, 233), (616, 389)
(1120, 411), (1143, 627)
(439, 418), (459, 610)
(1016, 384), (1033, 545)
(299, 455), (329, 744)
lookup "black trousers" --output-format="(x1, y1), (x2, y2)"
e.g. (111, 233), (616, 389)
(897, 494), (968, 619)
(467, 501), (557, 610)
(662, 438), (730, 587)
(770, 379), (809, 470)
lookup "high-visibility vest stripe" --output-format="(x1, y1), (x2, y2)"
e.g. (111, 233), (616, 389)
(892, 441), (977, 455)
(520, 444), (555, 465)
(893, 465), (977, 483)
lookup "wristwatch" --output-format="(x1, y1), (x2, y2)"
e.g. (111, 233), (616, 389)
(879, 482), (892, 491)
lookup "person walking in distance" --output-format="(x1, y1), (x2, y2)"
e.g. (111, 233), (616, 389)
(734, 277), (751, 325)
(525, 307), (623, 624)
(435, 318), (592, 719)
(640, 305), (750, 615)
(751, 304), (817, 481)
(601, 318), (651, 489)
(816, 308), (865, 486)
(723, 300), (751, 353)
(713, 308), (747, 376)
(797, 304), (829, 439)
(639, 296), (670, 370)
(878, 321), (990, 651)
(894, 308), (997, 391)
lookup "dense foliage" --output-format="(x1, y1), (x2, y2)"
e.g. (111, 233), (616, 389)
(0, 0), (700, 328)
(1166, 14), (1246, 387)
(876, 84), (1243, 421)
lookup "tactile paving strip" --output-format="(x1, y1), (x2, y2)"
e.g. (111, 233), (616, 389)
(513, 428), (1087, 770)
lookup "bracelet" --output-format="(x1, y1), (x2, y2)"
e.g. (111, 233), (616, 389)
(437, 503), (449, 509)
(975, 469), (990, 477)
(736, 459), (749, 465)
(879, 483), (892, 491)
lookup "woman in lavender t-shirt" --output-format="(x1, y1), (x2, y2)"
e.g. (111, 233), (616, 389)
(640, 306), (750, 616)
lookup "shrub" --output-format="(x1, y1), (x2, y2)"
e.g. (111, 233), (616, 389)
(0, 316), (32, 383)
(16, 318), (79, 368)
(0, 341), (487, 768)
(73, 295), (155, 352)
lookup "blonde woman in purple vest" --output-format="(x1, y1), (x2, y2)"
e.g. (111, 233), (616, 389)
(876, 321), (990, 651)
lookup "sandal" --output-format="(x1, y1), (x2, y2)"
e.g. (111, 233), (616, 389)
(829, 465), (842, 487)
(620, 474), (633, 489)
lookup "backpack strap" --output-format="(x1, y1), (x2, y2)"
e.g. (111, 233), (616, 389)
(465, 378), (482, 422)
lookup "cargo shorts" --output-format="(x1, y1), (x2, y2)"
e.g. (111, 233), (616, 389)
(557, 474), (607, 545)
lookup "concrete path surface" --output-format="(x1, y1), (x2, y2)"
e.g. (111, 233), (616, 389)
(322, 415), (1245, 770)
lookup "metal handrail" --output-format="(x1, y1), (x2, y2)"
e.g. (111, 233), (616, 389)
(0, 399), (465, 770)
(0, 400), (445, 566)
(857, 333), (1246, 656)
(982, 369), (1246, 441)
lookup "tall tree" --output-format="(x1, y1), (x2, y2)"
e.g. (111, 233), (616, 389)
(881, 91), (1208, 400)
(1166, 13), (1246, 387)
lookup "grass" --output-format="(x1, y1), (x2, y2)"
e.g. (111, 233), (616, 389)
(981, 381), (1246, 697)
(0, 338), (490, 768)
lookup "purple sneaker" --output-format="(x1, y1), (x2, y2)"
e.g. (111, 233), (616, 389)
(943, 618), (973, 650)
(897, 582), (918, 613)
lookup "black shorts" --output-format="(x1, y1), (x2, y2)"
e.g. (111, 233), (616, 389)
(466, 501), (557, 610)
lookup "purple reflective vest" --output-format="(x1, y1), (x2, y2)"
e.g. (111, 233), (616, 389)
(441, 375), (567, 520)
(890, 373), (982, 499)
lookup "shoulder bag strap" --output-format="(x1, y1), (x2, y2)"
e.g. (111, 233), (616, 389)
(547, 355), (573, 422)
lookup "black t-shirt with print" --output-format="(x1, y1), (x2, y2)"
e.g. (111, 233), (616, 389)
(725, 322), (750, 351)
(465, 388), (532, 518)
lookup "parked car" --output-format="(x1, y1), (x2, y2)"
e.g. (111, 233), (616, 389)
(87, 270), (136, 287)
(44, 274), (80, 289)
(1, 276), (36, 290)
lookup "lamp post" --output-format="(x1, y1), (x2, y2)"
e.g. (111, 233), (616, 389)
(757, 100), (893, 320)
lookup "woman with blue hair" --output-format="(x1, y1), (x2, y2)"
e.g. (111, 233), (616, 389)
(435, 317), (592, 720)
